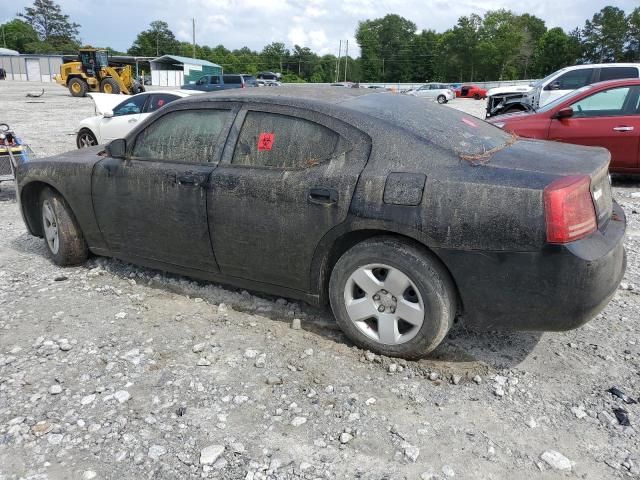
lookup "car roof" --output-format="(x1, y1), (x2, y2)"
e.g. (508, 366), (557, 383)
(561, 63), (640, 70)
(173, 86), (512, 157)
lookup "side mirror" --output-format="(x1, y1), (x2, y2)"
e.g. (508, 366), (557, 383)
(547, 81), (561, 91)
(106, 138), (126, 159)
(103, 110), (114, 118)
(554, 107), (574, 120)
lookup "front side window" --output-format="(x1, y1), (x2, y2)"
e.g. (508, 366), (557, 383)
(209, 76), (220, 85)
(232, 111), (339, 169)
(132, 109), (231, 163)
(552, 69), (593, 90)
(571, 87), (631, 117)
(113, 94), (148, 116)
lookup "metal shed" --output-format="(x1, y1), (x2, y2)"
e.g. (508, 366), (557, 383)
(150, 55), (222, 87)
(0, 53), (63, 82)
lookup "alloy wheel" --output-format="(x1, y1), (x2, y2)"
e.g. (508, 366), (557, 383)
(42, 199), (60, 254)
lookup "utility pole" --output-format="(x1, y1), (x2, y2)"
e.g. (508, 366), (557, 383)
(1, 23), (6, 49)
(335, 40), (342, 83)
(192, 18), (196, 58)
(344, 40), (348, 82)
(381, 57), (384, 81)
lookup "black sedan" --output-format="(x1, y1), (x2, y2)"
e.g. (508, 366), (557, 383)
(14, 87), (626, 359)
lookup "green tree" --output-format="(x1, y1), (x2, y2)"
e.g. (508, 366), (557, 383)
(477, 10), (524, 80)
(356, 14), (417, 82)
(626, 7), (640, 61)
(18, 0), (79, 44)
(0, 19), (39, 53)
(533, 28), (578, 76)
(128, 21), (180, 56)
(515, 14), (547, 78)
(581, 6), (628, 62)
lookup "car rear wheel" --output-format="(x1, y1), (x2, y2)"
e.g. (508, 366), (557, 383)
(329, 237), (456, 359)
(100, 78), (120, 94)
(474, 93), (481, 100)
(68, 78), (88, 97)
(437, 95), (447, 104)
(76, 129), (97, 149)
(40, 188), (88, 266)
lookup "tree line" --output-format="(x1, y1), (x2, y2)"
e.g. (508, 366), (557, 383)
(2, 0), (639, 83)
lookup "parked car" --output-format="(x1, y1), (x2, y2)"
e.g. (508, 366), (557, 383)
(488, 79), (640, 173)
(14, 87), (625, 359)
(456, 84), (488, 100)
(181, 74), (258, 92)
(257, 79), (281, 87)
(76, 90), (197, 148)
(486, 63), (640, 117)
(405, 83), (455, 103)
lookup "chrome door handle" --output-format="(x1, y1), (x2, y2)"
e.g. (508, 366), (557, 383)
(613, 126), (634, 132)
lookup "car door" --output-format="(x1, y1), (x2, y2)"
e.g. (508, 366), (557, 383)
(540, 68), (595, 107)
(99, 94), (149, 142)
(414, 86), (431, 98)
(91, 104), (238, 270)
(548, 86), (640, 170)
(208, 104), (371, 291)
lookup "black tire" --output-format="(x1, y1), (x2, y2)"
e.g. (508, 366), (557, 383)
(131, 82), (145, 94)
(40, 188), (88, 266)
(504, 106), (525, 114)
(329, 237), (456, 359)
(473, 93), (481, 100)
(100, 78), (121, 94)
(76, 129), (98, 149)
(68, 77), (88, 97)
(437, 95), (447, 104)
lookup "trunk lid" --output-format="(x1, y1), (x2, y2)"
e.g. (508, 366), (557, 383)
(490, 138), (613, 228)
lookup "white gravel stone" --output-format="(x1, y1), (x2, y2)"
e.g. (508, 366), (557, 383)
(291, 318), (301, 329)
(244, 348), (259, 358)
(114, 390), (131, 403)
(442, 465), (456, 477)
(82, 471), (97, 480)
(197, 358), (211, 366)
(452, 374), (462, 385)
(473, 375), (482, 384)
(339, 432), (353, 444)
(403, 443), (420, 462)
(47, 434), (63, 445)
(192, 343), (205, 353)
(200, 444), (225, 465)
(388, 363), (398, 373)
(291, 416), (307, 427)
(571, 407), (587, 419)
(49, 384), (63, 395)
(148, 445), (167, 460)
(541, 450), (572, 471)
(80, 394), (96, 405)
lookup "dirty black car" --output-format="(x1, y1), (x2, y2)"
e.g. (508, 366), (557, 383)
(14, 87), (626, 359)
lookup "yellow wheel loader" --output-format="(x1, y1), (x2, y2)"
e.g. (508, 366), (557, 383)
(55, 47), (144, 97)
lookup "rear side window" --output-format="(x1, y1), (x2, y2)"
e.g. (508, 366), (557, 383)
(145, 94), (179, 113)
(223, 75), (241, 84)
(599, 67), (639, 82)
(232, 111), (339, 169)
(570, 87), (631, 117)
(552, 69), (594, 90)
(132, 109), (231, 163)
(243, 75), (257, 86)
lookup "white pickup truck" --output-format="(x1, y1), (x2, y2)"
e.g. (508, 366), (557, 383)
(485, 63), (640, 118)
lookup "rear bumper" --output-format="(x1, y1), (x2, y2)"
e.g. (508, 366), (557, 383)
(435, 201), (626, 331)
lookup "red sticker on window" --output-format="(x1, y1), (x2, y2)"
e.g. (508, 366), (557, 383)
(258, 132), (275, 151)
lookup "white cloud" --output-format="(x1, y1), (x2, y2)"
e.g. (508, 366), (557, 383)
(10, 0), (640, 56)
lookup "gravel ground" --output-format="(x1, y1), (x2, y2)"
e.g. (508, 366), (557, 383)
(2, 82), (640, 479)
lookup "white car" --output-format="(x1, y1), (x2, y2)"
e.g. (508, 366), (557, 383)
(405, 83), (455, 104)
(76, 90), (199, 148)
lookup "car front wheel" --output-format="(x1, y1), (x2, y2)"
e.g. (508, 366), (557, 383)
(76, 129), (98, 148)
(40, 188), (89, 266)
(437, 95), (447, 104)
(329, 237), (456, 359)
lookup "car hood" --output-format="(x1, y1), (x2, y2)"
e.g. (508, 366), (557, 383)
(87, 93), (125, 115)
(487, 85), (533, 97)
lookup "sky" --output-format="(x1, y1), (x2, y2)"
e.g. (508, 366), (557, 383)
(6, 0), (640, 57)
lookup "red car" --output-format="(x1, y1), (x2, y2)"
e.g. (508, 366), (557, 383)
(456, 84), (487, 100)
(488, 79), (640, 173)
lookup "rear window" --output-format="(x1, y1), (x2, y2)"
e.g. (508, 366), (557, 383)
(599, 67), (639, 82)
(242, 75), (257, 85)
(223, 75), (241, 84)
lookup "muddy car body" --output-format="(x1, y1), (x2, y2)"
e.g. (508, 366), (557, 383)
(14, 88), (626, 358)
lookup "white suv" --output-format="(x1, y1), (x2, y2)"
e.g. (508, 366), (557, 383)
(406, 83), (455, 104)
(486, 63), (640, 117)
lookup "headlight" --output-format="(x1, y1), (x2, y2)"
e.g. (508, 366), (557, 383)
(493, 122), (506, 129)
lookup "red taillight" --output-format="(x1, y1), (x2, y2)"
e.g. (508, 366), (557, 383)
(544, 175), (597, 244)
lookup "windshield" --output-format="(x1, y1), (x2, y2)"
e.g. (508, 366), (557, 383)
(531, 68), (568, 88)
(95, 51), (108, 68)
(536, 84), (595, 113)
